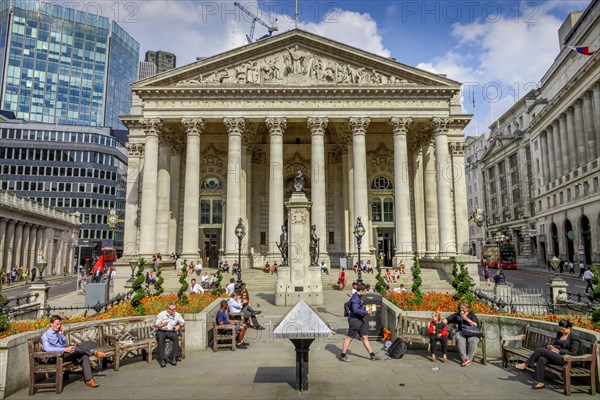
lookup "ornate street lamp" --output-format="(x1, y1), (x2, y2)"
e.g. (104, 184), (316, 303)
(235, 218), (246, 285)
(549, 256), (561, 276)
(354, 217), (366, 285)
(494, 232), (506, 270)
(36, 258), (48, 284)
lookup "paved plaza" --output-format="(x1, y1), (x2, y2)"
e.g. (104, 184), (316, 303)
(6, 287), (595, 400)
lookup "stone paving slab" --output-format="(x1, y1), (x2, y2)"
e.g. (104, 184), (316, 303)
(9, 288), (595, 399)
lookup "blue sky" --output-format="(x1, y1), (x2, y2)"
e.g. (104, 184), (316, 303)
(47, 1), (595, 135)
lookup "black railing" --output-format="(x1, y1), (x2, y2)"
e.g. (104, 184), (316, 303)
(42, 290), (134, 317)
(2, 292), (39, 312)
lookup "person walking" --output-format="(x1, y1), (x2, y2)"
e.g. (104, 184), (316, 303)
(339, 283), (383, 362)
(583, 267), (594, 294)
(568, 261), (574, 275)
(578, 261), (585, 277)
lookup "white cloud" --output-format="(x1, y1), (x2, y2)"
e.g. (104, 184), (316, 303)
(415, 2), (589, 135)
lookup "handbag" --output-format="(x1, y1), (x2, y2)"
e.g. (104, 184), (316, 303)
(461, 325), (484, 338)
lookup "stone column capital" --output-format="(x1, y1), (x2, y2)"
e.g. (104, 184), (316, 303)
(567, 106), (575, 115)
(266, 117), (287, 135)
(449, 141), (466, 156)
(126, 143), (145, 157)
(140, 118), (162, 137)
(552, 119), (560, 128)
(431, 117), (452, 134)
(348, 117), (370, 135)
(574, 98), (583, 108)
(224, 117), (246, 136)
(388, 117), (412, 135)
(182, 117), (205, 137)
(307, 117), (328, 135)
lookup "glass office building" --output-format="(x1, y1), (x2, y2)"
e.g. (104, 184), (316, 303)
(0, 118), (128, 255)
(0, 0), (139, 130)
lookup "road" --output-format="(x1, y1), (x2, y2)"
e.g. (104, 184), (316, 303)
(1, 276), (78, 300)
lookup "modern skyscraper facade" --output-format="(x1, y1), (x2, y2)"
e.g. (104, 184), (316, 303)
(0, 117), (128, 256)
(145, 50), (176, 74)
(0, 0), (139, 130)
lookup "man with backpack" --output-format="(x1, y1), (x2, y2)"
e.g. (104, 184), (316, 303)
(339, 283), (384, 362)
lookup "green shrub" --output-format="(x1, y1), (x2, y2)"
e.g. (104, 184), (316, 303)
(177, 259), (189, 305)
(375, 256), (386, 295)
(411, 256), (423, 305)
(211, 261), (224, 295)
(153, 268), (164, 296)
(130, 258), (147, 314)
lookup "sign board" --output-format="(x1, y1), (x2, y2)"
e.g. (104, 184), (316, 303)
(528, 230), (537, 237)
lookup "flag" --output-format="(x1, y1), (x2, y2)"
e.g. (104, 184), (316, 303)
(570, 46), (597, 56)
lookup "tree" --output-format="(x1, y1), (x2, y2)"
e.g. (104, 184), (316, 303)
(177, 259), (189, 306)
(153, 268), (164, 296)
(452, 258), (475, 302)
(0, 277), (8, 333)
(589, 266), (600, 327)
(211, 261), (224, 295)
(130, 258), (147, 314)
(374, 255), (386, 295)
(411, 256), (423, 305)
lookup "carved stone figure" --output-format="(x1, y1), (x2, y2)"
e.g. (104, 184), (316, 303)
(276, 224), (288, 265)
(293, 170), (304, 192)
(310, 224), (320, 266)
(287, 45), (306, 74)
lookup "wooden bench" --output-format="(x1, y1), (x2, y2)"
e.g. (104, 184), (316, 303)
(397, 316), (487, 365)
(28, 325), (116, 395)
(101, 319), (185, 368)
(501, 325), (598, 396)
(211, 312), (242, 352)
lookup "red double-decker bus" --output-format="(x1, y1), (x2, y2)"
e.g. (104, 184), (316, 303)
(481, 243), (517, 269)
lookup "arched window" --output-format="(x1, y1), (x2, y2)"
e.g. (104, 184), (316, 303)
(201, 177), (222, 190)
(371, 176), (394, 190)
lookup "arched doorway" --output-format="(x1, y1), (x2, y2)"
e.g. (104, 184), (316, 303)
(551, 223), (559, 258)
(580, 215), (592, 265)
(371, 176), (395, 267)
(564, 219), (575, 262)
(200, 177), (224, 268)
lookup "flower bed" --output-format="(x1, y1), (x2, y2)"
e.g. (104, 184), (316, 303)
(386, 291), (599, 332)
(0, 293), (218, 339)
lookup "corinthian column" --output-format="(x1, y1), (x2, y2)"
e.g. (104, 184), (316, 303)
(0, 219), (7, 272)
(138, 118), (162, 257)
(348, 117), (371, 254)
(450, 142), (469, 254)
(388, 117), (413, 256)
(423, 137), (439, 253)
(308, 117), (328, 260)
(5, 220), (15, 271)
(547, 126), (556, 182)
(558, 115), (569, 172)
(574, 100), (587, 166)
(123, 142), (143, 258)
(154, 138), (172, 254)
(224, 117), (245, 256)
(266, 117), (286, 260)
(566, 107), (577, 169)
(582, 91), (597, 161)
(593, 84), (600, 158)
(181, 118), (205, 258)
(432, 117), (455, 255)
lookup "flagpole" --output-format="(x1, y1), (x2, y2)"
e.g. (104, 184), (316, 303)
(295, 0), (298, 29)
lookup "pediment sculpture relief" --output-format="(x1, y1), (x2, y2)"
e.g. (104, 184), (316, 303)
(175, 45), (417, 87)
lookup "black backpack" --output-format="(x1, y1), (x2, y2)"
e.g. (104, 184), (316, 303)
(388, 338), (408, 359)
(343, 301), (350, 317)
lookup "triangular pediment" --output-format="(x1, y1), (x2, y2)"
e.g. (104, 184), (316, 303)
(134, 30), (460, 90)
(481, 136), (519, 160)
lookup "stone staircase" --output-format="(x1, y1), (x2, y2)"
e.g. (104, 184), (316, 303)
(151, 265), (454, 293)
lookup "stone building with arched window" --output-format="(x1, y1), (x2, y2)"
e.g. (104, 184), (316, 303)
(121, 30), (472, 269)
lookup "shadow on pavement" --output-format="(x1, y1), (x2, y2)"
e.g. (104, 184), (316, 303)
(254, 366), (296, 388)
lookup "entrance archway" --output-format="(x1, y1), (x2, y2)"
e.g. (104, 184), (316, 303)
(580, 215), (592, 264)
(564, 220), (575, 262)
(551, 223), (559, 258)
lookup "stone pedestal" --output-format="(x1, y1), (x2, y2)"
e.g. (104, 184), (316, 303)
(548, 276), (569, 303)
(29, 283), (50, 319)
(275, 192), (323, 306)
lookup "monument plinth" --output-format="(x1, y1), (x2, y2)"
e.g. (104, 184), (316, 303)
(275, 181), (324, 305)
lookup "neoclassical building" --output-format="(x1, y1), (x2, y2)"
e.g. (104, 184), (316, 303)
(121, 30), (471, 268)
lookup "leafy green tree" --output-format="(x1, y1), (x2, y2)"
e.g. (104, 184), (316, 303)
(130, 258), (147, 314)
(375, 256), (386, 295)
(411, 256), (423, 305)
(0, 277), (8, 333)
(451, 257), (460, 290)
(177, 259), (189, 305)
(452, 259), (475, 303)
(153, 268), (164, 296)
(589, 266), (600, 327)
(211, 261), (224, 295)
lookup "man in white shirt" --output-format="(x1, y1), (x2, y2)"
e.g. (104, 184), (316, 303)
(190, 278), (204, 294)
(583, 267), (594, 293)
(155, 304), (185, 367)
(225, 277), (236, 295)
(227, 292), (243, 314)
(194, 260), (202, 276)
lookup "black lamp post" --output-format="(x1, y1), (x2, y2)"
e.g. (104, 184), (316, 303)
(354, 217), (366, 285)
(235, 218), (246, 285)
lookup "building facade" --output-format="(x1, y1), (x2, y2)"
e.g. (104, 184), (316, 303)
(0, 117), (127, 256)
(466, 0), (600, 267)
(138, 61), (157, 80)
(123, 30), (472, 268)
(145, 50), (176, 74)
(529, 1), (600, 266)
(465, 134), (488, 257)
(0, 0), (139, 130)
(0, 189), (80, 276)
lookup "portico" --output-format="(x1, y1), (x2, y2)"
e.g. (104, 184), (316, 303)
(122, 30), (471, 268)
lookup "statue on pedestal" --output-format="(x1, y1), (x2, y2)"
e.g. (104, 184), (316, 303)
(310, 224), (320, 266)
(293, 170), (304, 192)
(276, 224), (289, 265)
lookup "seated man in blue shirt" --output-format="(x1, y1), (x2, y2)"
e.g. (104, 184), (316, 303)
(216, 300), (248, 349)
(41, 315), (106, 388)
